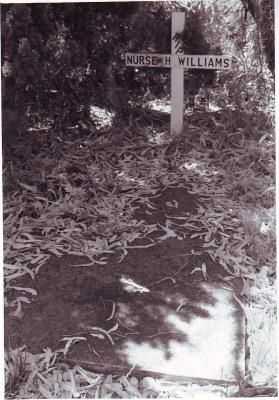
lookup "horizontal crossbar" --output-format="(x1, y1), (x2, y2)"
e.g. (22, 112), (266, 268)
(126, 53), (232, 70)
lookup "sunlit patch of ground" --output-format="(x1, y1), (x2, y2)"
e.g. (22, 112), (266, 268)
(4, 97), (276, 396)
(148, 130), (170, 145)
(124, 283), (244, 381)
(239, 206), (275, 236)
(147, 99), (171, 114)
(90, 105), (115, 129)
(180, 160), (220, 182)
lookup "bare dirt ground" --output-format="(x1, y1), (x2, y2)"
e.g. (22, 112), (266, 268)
(3, 108), (276, 397)
(5, 186), (244, 379)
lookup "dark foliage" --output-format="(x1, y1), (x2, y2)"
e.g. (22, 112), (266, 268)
(2, 2), (237, 145)
(240, 0), (274, 75)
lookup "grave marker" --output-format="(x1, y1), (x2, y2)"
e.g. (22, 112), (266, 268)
(125, 11), (232, 136)
(171, 11), (185, 136)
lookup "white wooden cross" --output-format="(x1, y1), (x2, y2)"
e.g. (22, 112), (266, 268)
(125, 12), (232, 136)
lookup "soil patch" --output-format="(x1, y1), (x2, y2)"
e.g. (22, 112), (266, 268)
(5, 186), (244, 381)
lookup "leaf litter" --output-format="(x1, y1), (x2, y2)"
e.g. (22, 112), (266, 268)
(4, 109), (276, 396)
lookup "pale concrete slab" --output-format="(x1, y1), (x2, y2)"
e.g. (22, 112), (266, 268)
(119, 283), (245, 382)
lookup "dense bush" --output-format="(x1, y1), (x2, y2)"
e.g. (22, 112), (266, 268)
(240, 0), (274, 75)
(2, 1), (274, 147)
(2, 2), (220, 142)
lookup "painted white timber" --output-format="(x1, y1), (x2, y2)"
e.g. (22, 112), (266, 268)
(125, 53), (232, 70)
(171, 12), (185, 136)
(125, 12), (232, 136)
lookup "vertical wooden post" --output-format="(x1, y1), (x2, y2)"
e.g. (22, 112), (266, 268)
(171, 12), (185, 136)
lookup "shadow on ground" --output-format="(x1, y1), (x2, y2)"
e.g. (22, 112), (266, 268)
(5, 186), (244, 381)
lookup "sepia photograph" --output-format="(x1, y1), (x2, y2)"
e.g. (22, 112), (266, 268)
(2, 1), (276, 398)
